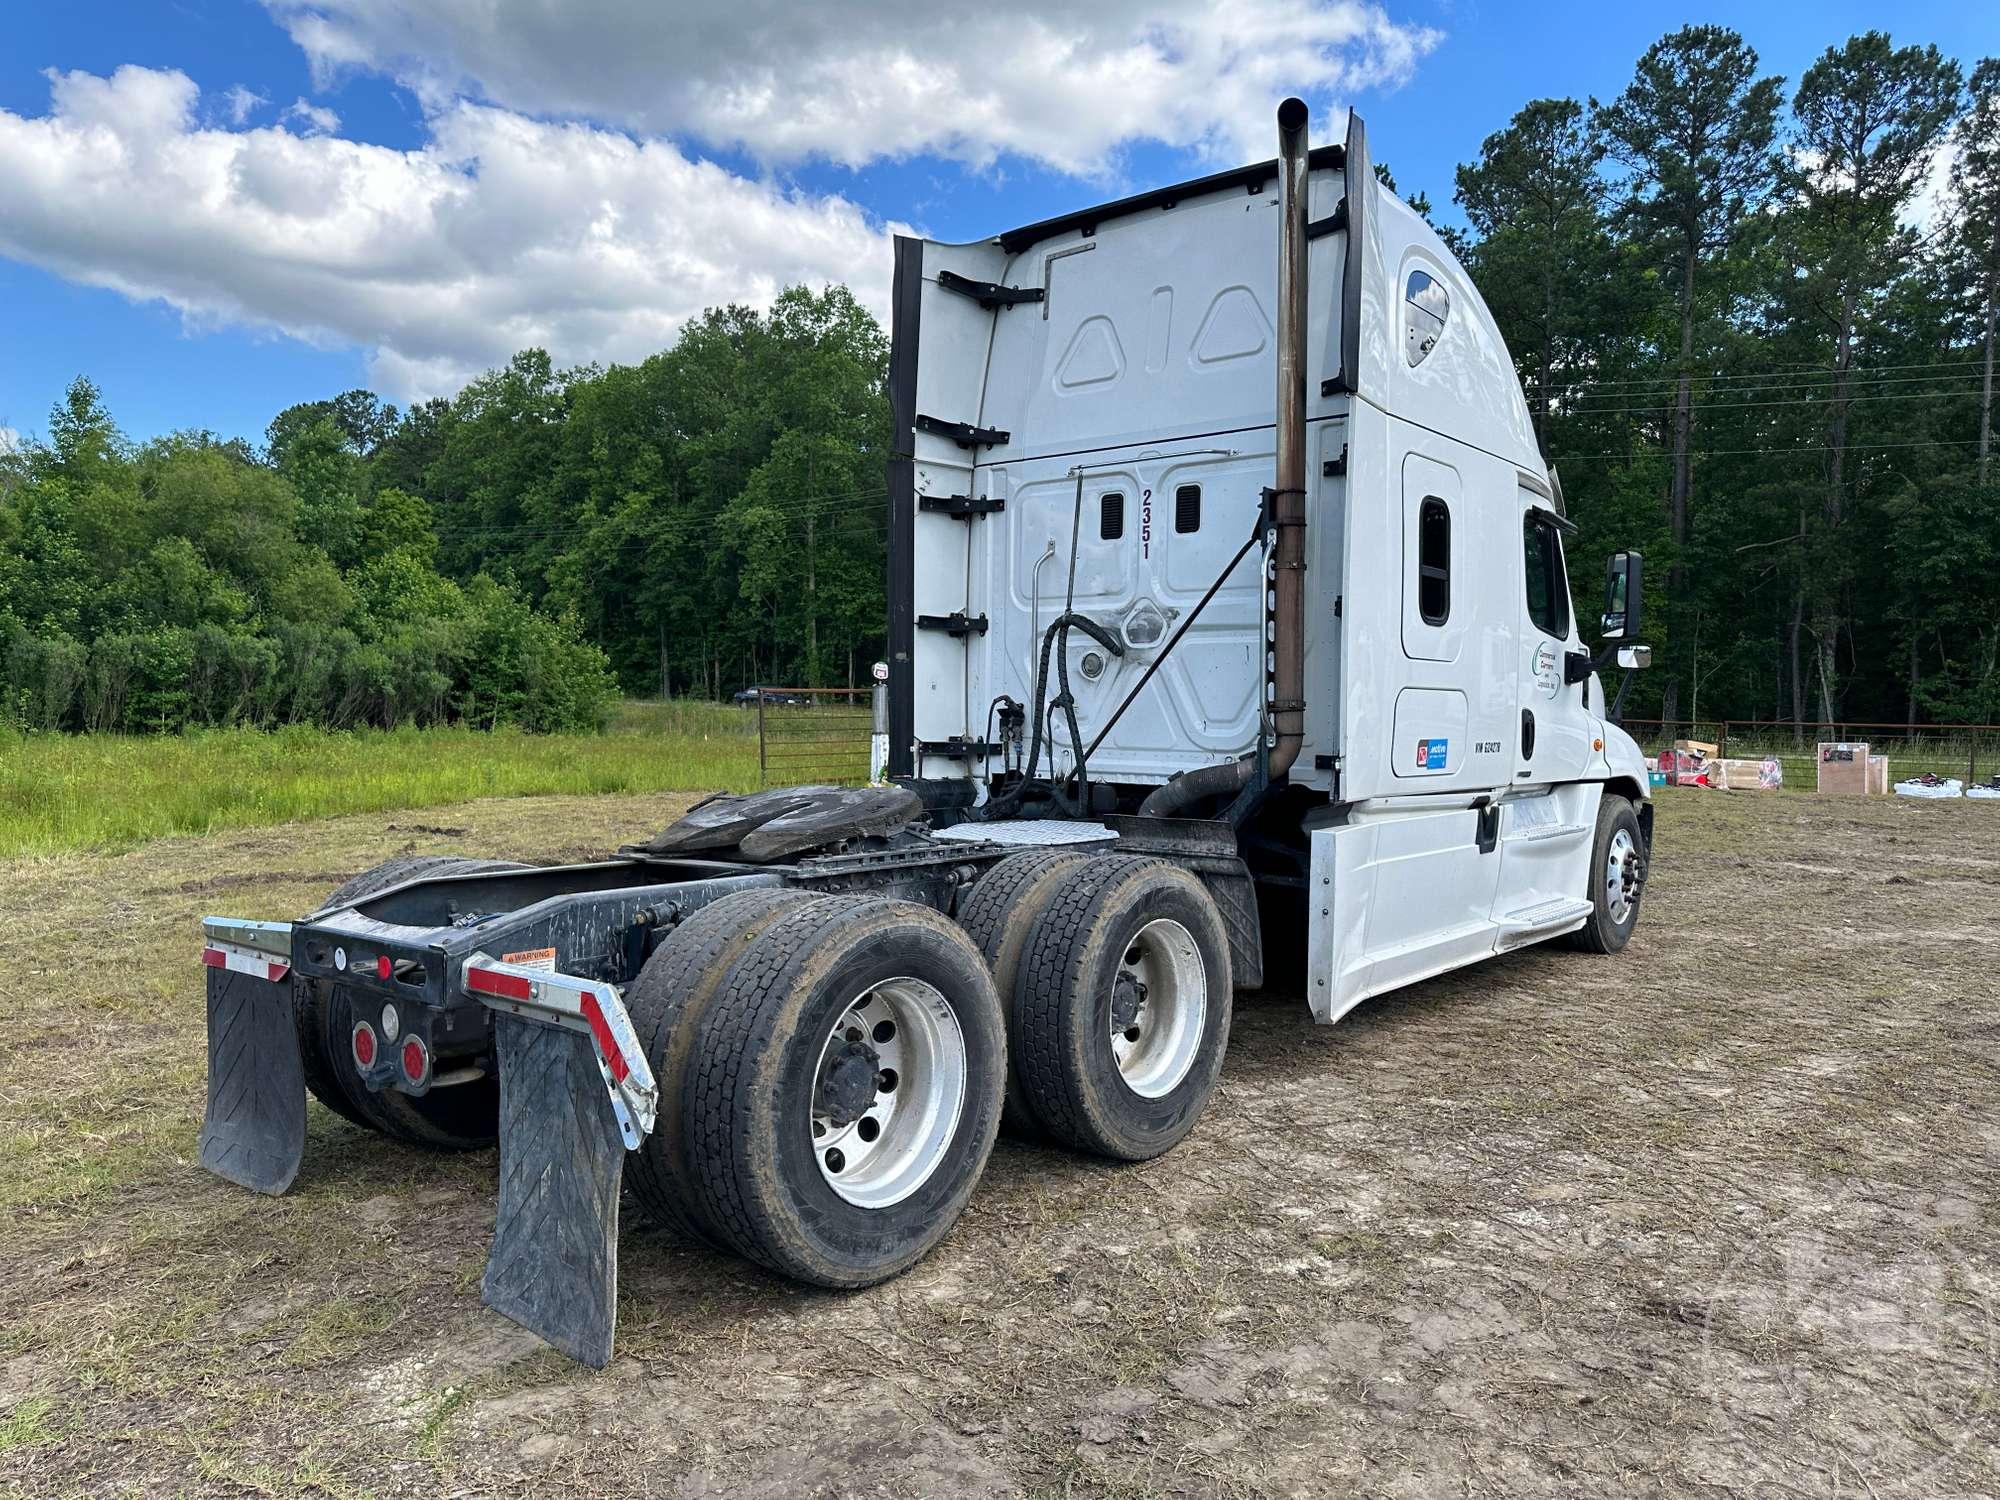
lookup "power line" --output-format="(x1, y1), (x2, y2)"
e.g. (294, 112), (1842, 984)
(1555, 436), (1976, 462)
(1556, 381), (1989, 419)
(1539, 356), (1985, 391)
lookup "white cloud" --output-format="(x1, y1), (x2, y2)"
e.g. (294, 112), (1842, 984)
(222, 85), (267, 125)
(280, 97), (341, 134)
(262, 0), (1439, 175)
(0, 427), (20, 456)
(0, 66), (901, 401)
(1908, 137), (1959, 234)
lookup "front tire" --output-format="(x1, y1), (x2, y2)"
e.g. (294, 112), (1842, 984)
(1570, 794), (1646, 954)
(1012, 857), (1232, 1162)
(686, 896), (1006, 1287)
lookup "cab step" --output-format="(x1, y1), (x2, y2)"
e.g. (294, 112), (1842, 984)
(1496, 896), (1593, 949)
(1504, 821), (1590, 845)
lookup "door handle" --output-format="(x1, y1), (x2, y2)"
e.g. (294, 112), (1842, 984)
(1521, 708), (1536, 761)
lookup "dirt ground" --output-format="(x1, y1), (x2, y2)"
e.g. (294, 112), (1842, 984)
(1, 788), (1997, 1497)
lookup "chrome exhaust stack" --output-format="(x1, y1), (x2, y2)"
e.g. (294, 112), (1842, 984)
(1138, 96), (1311, 818)
(1268, 95), (1311, 784)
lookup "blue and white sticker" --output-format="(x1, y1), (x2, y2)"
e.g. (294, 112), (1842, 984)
(1415, 738), (1449, 771)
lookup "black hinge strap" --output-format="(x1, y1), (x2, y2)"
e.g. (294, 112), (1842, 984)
(915, 414), (1011, 449)
(917, 612), (989, 637)
(1305, 199), (1348, 241)
(936, 270), (1045, 310)
(917, 738), (996, 759)
(918, 493), (1006, 518)
(1323, 445), (1348, 478)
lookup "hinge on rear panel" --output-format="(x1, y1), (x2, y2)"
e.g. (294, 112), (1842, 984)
(936, 269), (1045, 310)
(917, 612), (989, 637)
(1305, 199), (1349, 241)
(917, 738), (995, 760)
(915, 414), (1011, 449)
(918, 493), (1006, 518)
(1322, 446), (1347, 478)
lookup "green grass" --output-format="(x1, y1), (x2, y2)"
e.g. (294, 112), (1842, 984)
(0, 700), (770, 857)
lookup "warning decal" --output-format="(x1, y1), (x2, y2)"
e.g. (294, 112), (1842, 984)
(501, 947), (557, 973)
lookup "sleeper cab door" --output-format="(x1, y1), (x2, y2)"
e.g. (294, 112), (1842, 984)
(1303, 448), (1503, 1024)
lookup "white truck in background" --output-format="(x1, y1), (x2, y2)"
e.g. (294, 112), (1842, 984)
(193, 99), (1653, 1369)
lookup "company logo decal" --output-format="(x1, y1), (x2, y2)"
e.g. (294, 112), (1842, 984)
(1415, 738), (1449, 771)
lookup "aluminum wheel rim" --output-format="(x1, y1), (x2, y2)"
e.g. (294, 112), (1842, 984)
(811, 978), (966, 1209)
(1110, 918), (1206, 1099)
(1606, 827), (1641, 925)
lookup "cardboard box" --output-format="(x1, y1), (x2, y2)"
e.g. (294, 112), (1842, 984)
(1817, 741), (1871, 795)
(1868, 754), (1888, 795)
(1673, 739), (1720, 760)
(1715, 757), (1782, 790)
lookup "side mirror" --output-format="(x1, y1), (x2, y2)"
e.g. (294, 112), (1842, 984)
(1616, 645), (1651, 671)
(1601, 551), (1643, 641)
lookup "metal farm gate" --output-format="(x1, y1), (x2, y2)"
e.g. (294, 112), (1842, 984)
(755, 687), (876, 786)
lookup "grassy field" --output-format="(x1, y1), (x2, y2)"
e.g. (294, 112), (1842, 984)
(2, 787), (1996, 1495)
(0, 700), (765, 858)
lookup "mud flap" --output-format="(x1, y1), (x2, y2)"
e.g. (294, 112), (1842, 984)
(481, 1016), (625, 1367)
(197, 920), (303, 1196)
(464, 957), (658, 1370)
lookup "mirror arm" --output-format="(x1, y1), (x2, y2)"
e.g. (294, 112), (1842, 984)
(1607, 667), (1638, 724)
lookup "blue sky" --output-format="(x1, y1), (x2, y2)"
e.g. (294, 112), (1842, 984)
(2, 0), (1993, 449)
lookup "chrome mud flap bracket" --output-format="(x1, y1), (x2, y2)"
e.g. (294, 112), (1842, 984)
(197, 918), (305, 1196)
(463, 956), (658, 1369)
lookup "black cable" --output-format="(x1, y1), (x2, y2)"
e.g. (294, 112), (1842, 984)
(1083, 520), (1262, 764)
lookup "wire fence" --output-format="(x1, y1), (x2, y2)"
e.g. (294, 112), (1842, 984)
(1619, 718), (2000, 791)
(755, 688), (873, 786)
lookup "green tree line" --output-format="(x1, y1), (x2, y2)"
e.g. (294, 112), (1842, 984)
(0, 285), (887, 732)
(1451, 27), (2000, 729)
(3, 30), (1995, 735)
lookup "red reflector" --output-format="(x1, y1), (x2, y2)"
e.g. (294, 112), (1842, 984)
(268, 962), (290, 983)
(376, 954), (393, 980)
(401, 1038), (428, 1084)
(351, 1021), (377, 1069)
(465, 965), (534, 1002)
(202, 947), (226, 968)
(580, 992), (630, 1083)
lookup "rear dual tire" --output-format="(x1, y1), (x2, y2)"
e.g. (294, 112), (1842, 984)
(628, 893), (1006, 1287)
(952, 847), (1089, 1136)
(1009, 856), (1233, 1161)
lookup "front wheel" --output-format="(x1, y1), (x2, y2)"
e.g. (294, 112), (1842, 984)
(1569, 794), (1647, 954)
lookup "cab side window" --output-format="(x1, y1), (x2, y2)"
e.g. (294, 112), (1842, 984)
(1405, 269), (1448, 367)
(1523, 514), (1570, 639)
(1416, 497), (1449, 624)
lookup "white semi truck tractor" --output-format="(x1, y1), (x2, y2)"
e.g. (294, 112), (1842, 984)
(193, 100), (1654, 1367)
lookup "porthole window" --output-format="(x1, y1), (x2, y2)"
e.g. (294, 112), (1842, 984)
(1100, 491), (1124, 540)
(1405, 268), (1448, 367)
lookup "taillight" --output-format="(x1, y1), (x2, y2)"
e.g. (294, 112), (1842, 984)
(376, 954), (393, 980)
(401, 1037), (429, 1086)
(351, 1020), (378, 1070)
